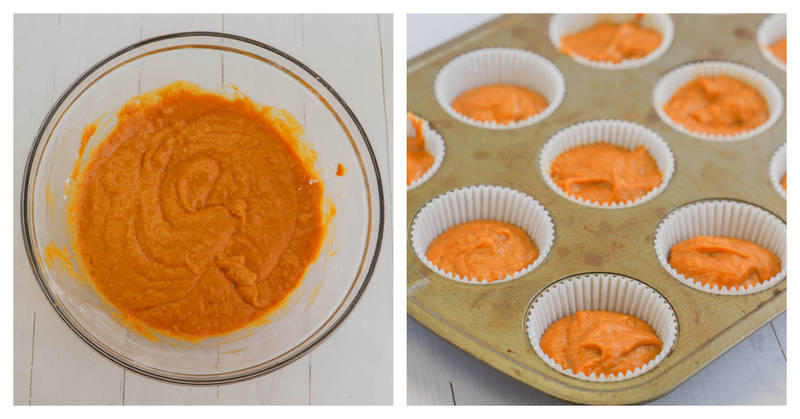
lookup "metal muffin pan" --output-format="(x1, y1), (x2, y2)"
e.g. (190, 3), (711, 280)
(407, 14), (785, 404)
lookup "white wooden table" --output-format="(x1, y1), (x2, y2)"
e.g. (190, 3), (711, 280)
(14, 13), (393, 405)
(406, 14), (786, 405)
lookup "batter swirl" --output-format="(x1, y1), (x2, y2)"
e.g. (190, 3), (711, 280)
(70, 82), (325, 341)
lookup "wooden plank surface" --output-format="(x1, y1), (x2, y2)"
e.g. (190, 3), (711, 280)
(14, 13), (392, 405)
(406, 13), (786, 406)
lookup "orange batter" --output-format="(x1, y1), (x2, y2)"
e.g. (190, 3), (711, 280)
(663, 76), (769, 136)
(70, 81), (326, 341)
(769, 37), (787, 64)
(550, 143), (662, 204)
(781, 174), (787, 191)
(560, 15), (662, 63)
(407, 113), (434, 185)
(669, 236), (781, 289)
(425, 220), (538, 281)
(541, 310), (662, 377)
(451, 84), (549, 125)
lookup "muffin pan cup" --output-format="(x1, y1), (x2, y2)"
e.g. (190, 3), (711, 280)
(653, 200), (787, 295)
(410, 185), (555, 284)
(652, 60), (784, 142)
(434, 47), (565, 130)
(526, 273), (678, 382)
(769, 142), (786, 200)
(407, 113), (447, 190)
(538, 119), (675, 209)
(548, 14), (675, 70)
(756, 14), (786, 72)
(408, 14), (785, 405)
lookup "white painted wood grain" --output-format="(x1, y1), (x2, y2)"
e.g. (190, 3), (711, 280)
(215, 359), (311, 405)
(407, 318), (566, 405)
(379, 14), (393, 188)
(32, 16), (144, 405)
(14, 13), (392, 405)
(123, 371), (219, 406)
(13, 13), (141, 406)
(406, 317), (461, 405)
(406, 14), (786, 406)
(650, 320), (786, 405)
(772, 312), (786, 359)
(223, 14), (304, 57)
(13, 14), (59, 406)
(300, 14), (393, 405)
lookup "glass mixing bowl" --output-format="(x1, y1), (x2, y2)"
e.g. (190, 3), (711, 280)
(21, 32), (384, 384)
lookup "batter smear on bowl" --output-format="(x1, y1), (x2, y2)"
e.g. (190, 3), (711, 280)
(559, 15), (662, 63)
(668, 236), (781, 289)
(663, 76), (769, 136)
(550, 143), (662, 205)
(451, 84), (548, 125)
(425, 220), (538, 282)
(70, 81), (326, 341)
(540, 310), (663, 377)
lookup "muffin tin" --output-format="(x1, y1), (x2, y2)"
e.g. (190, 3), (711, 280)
(407, 14), (786, 404)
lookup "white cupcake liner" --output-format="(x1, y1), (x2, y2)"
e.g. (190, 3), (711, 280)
(410, 185), (555, 284)
(407, 113), (446, 191)
(769, 142), (786, 199)
(652, 60), (784, 141)
(539, 119), (675, 209)
(549, 14), (674, 70)
(757, 14), (786, 72)
(653, 200), (787, 295)
(434, 48), (565, 130)
(526, 273), (678, 382)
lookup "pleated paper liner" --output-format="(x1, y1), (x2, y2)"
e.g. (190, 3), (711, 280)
(538, 119), (675, 209)
(549, 14), (674, 70)
(757, 14), (786, 72)
(652, 60), (784, 141)
(653, 199), (787, 295)
(407, 113), (446, 191)
(434, 47), (565, 130)
(410, 185), (554, 284)
(526, 273), (678, 382)
(769, 142), (786, 200)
